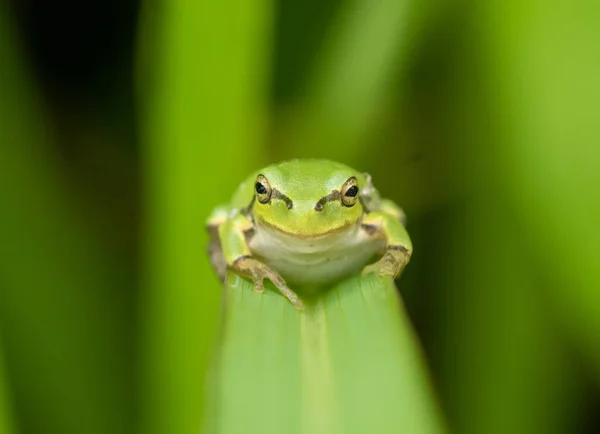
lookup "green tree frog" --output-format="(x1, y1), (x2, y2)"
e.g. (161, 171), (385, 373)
(206, 159), (412, 309)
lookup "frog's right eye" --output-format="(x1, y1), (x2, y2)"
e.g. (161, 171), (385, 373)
(255, 174), (272, 204)
(341, 177), (359, 207)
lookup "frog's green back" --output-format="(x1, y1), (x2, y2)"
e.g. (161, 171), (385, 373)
(230, 159), (366, 209)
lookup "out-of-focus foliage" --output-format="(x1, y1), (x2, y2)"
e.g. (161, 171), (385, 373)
(481, 0), (600, 375)
(0, 4), (134, 434)
(0, 336), (14, 434)
(0, 0), (599, 432)
(138, 0), (272, 433)
(274, 0), (419, 160)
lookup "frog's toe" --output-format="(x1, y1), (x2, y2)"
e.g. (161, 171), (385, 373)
(266, 274), (304, 310)
(363, 265), (388, 277)
(361, 263), (378, 276)
(288, 294), (304, 310)
(362, 258), (398, 278)
(233, 256), (304, 308)
(252, 277), (265, 293)
(378, 262), (398, 277)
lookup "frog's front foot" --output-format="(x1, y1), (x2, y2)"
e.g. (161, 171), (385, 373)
(232, 256), (304, 309)
(362, 246), (411, 279)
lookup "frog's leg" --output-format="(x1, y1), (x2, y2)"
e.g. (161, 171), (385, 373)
(361, 174), (407, 226)
(361, 208), (413, 279)
(206, 206), (229, 282)
(218, 212), (304, 309)
(378, 198), (407, 226)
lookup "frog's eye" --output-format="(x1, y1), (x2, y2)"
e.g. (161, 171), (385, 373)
(255, 174), (272, 204)
(341, 177), (359, 207)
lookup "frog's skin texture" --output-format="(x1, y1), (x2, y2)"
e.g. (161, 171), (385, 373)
(206, 159), (413, 309)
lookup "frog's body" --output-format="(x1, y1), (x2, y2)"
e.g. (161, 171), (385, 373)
(206, 159), (412, 308)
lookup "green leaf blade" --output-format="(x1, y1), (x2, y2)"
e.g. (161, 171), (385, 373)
(210, 273), (446, 434)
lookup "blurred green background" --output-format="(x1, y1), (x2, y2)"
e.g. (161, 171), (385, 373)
(0, 0), (599, 433)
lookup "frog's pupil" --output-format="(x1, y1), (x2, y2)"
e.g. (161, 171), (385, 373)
(255, 182), (267, 195)
(345, 186), (358, 197)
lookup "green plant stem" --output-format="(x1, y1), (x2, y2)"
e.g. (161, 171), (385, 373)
(138, 0), (273, 433)
(208, 273), (446, 434)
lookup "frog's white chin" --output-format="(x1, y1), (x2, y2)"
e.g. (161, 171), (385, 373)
(249, 221), (383, 286)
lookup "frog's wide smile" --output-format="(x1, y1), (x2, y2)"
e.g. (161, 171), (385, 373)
(255, 216), (357, 239)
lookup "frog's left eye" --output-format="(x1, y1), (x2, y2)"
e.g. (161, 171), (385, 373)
(255, 174), (272, 204)
(341, 177), (359, 207)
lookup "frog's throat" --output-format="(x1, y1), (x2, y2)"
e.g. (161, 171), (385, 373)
(255, 216), (360, 239)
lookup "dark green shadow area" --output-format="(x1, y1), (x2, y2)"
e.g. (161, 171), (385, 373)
(0, 336), (14, 434)
(0, 6), (133, 434)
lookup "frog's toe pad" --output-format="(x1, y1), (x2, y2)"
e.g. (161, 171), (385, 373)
(362, 262), (394, 277)
(252, 278), (265, 293)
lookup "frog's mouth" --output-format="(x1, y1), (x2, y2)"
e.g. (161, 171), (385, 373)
(255, 216), (358, 239)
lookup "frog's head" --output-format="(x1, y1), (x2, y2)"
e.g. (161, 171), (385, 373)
(249, 160), (369, 238)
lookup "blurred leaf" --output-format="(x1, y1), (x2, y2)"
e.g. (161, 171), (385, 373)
(433, 203), (571, 434)
(278, 0), (420, 160)
(479, 0), (600, 375)
(271, 0), (343, 104)
(208, 272), (446, 434)
(138, 0), (274, 433)
(418, 2), (577, 431)
(0, 5), (133, 434)
(0, 336), (14, 434)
